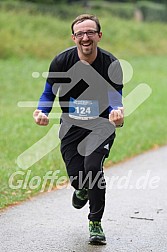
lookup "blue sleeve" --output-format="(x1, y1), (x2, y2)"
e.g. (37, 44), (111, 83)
(37, 82), (58, 115)
(108, 89), (123, 113)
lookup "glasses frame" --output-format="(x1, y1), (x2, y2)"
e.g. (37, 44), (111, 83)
(74, 30), (99, 39)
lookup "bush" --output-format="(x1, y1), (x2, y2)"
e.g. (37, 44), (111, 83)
(89, 1), (135, 19)
(0, 1), (84, 19)
(137, 1), (167, 22)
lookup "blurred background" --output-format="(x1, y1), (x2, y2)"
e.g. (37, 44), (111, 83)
(1, 0), (167, 209)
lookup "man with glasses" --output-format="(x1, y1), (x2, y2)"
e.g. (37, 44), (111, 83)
(33, 14), (124, 245)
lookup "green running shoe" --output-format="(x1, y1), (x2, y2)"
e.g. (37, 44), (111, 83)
(72, 189), (88, 209)
(89, 221), (106, 245)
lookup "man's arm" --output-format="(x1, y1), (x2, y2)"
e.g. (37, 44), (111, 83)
(33, 81), (57, 126)
(108, 89), (124, 127)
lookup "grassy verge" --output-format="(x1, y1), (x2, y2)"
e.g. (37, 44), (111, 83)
(107, 55), (167, 164)
(0, 58), (66, 208)
(1, 8), (167, 59)
(0, 5), (167, 209)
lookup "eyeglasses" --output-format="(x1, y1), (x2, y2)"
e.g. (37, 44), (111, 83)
(74, 30), (99, 39)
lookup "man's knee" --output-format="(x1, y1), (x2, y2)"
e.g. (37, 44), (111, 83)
(69, 171), (86, 189)
(84, 157), (103, 177)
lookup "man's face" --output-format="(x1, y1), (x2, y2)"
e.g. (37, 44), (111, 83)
(72, 19), (102, 57)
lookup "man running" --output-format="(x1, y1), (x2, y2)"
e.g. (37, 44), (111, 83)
(33, 14), (124, 245)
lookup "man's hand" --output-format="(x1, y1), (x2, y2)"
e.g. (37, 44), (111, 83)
(109, 107), (124, 127)
(33, 109), (49, 126)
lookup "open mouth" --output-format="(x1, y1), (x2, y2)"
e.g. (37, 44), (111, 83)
(81, 42), (92, 47)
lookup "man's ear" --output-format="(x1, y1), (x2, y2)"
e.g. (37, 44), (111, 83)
(71, 34), (75, 42)
(98, 32), (102, 38)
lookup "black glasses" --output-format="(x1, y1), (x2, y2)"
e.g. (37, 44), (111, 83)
(74, 30), (99, 39)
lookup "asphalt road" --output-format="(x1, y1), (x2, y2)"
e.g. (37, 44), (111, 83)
(0, 145), (167, 252)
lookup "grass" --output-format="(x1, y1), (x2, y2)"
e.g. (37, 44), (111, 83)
(107, 55), (167, 164)
(0, 3), (167, 209)
(1, 7), (167, 59)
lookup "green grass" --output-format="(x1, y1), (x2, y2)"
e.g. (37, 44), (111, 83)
(0, 58), (67, 208)
(0, 4), (167, 209)
(1, 7), (167, 59)
(107, 55), (167, 164)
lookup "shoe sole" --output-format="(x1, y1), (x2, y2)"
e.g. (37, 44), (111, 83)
(89, 240), (107, 245)
(89, 236), (106, 245)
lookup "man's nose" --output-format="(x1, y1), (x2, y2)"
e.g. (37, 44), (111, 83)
(82, 33), (89, 40)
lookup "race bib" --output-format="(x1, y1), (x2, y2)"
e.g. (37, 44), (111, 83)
(69, 98), (99, 120)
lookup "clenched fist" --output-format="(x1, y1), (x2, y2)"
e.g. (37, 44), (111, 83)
(33, 109), (49, 126)
(109, 107), (124, 127)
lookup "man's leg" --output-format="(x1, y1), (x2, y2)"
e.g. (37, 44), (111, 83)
(84, 151), (106, 221)
(61, 144), (85, 190)
(84, 135), (115, 245)
(61, 137), (90, 209)
(84, 151), (106, 244)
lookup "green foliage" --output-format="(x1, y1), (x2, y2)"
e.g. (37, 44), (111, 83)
(1, 0), (167, 23)
(89, 1), (135, 19)
(137, 1), (167, 22)
(1, 4), (167, 60)
(0, 1), (84, 19)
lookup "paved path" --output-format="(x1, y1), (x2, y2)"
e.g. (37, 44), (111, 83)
(0, 146), (167, 252)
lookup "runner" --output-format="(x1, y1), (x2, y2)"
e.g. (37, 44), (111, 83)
(33, 14), (124, 245)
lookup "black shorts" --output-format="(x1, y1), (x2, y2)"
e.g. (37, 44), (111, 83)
(59, 118), (116, 163)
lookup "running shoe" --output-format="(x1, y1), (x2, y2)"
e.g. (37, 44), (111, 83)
(89, 221), (106, 245)
(72, 189), (88, 209)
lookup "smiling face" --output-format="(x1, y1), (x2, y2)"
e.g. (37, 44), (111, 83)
(72, 19), (102, 62)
